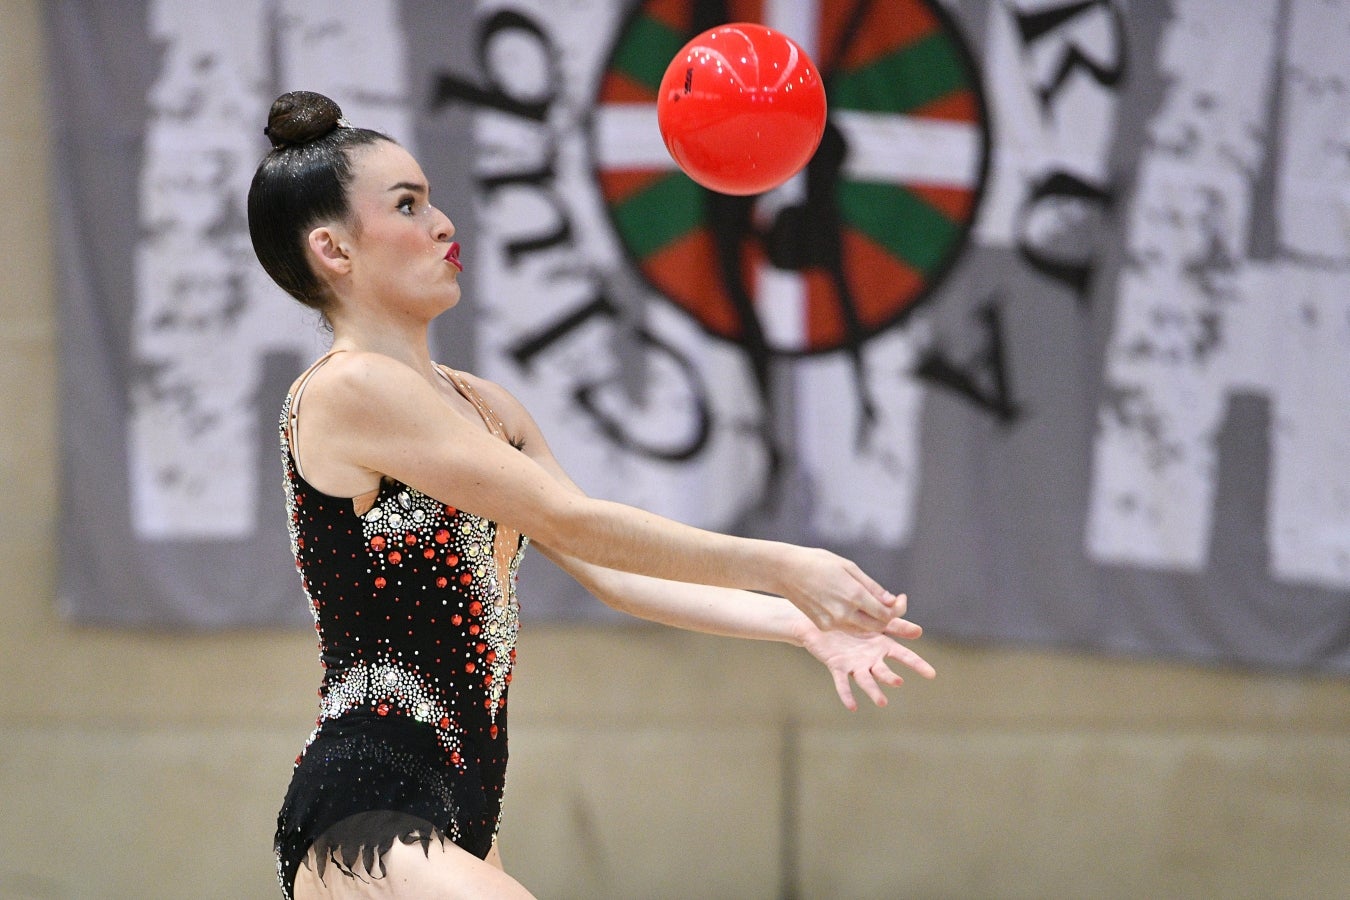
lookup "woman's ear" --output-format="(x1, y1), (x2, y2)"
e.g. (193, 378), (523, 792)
(307, 225), (352, 278)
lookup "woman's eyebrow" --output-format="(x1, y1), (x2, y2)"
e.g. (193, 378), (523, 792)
(386, 180), (428, 194)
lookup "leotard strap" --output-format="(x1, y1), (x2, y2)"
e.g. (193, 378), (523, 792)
(286, 349), (345, 483)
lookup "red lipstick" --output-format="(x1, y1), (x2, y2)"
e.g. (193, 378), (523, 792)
(445, 241), (463, 271)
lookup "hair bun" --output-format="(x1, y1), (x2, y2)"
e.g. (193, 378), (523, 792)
(264, 91), (345, 150)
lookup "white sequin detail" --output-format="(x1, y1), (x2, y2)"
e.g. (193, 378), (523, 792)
(362, 487), (446, 547)
(317, 660), (464, 764)
(279, 399), (320, 625)
(459, 513), (527, 723)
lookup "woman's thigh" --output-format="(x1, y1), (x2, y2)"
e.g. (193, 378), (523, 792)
(292, 837), (534, 900)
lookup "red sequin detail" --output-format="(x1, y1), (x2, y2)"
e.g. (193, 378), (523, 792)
(387, 550), (402, 565)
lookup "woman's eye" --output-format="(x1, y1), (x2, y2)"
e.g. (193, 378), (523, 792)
(397, 197), (416, 215)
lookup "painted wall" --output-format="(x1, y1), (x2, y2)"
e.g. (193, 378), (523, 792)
(3, 2), (1347, 897)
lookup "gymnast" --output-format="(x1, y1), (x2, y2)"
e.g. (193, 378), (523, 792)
(249, 90), (935, 899)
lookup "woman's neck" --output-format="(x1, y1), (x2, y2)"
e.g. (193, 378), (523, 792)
(328, 315), (440, 381)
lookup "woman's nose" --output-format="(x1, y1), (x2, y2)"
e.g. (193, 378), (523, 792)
(432, 207), (455, 242)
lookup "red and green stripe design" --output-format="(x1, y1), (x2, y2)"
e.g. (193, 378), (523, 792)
(592, 0), (988, 354)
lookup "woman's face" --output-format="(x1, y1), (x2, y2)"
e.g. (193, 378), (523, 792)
(338, 140), (462, 317)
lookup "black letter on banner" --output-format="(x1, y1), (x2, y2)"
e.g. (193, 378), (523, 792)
(1014, 170), (1113, 299)
(1012, 0), (1126, 111)
(915, 297), (1020, 424)
(574, 331), (712, 462)
(509, 293), (713, 461)
(479, 161), (573, 264)
(509, 295), (616, 372)
(431, 11), (556, 121)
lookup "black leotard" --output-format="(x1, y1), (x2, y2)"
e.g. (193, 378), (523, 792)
(273, 357), (528, 898)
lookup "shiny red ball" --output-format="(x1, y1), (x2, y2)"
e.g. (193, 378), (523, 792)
(657, 23), (827, 195)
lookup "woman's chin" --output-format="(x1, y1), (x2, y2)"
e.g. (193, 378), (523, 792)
(436, 283), (463, 312)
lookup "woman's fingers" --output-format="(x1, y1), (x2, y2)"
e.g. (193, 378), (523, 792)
(830, 600), (889, 635)
(871, 660), (906, 688)
(851, 667), (890, 708)
(888, 643), (937, 679)
(884, 616), (922, 640)
(888, 592), (909, 618)
(807, 613), (936, 710)
(831, 667), (858, 711)
(839, 609), (920, 641)
(843, 561), (899, 620)
(811, 606), (880, 637)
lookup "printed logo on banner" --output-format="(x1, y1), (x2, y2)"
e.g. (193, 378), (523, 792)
(594, 0), (989, 358)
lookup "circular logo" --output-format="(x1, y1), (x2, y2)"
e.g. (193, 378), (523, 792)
(591, 1), (990, 356)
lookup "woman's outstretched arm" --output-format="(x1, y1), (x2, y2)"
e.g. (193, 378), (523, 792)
(481, 372), (936, 707)
(298, 351), (902, 636)
(535, 542), (936, 710)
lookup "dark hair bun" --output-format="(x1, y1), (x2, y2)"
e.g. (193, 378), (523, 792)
(264, 91), (344, 150)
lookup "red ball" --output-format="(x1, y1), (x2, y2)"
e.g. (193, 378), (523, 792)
(657, 23), (827, 196)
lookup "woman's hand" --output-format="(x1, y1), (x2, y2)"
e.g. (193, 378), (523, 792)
(777, 547), (905, 636)
(794, 615), (937, 711)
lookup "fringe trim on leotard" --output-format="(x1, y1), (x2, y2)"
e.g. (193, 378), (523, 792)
(306, 810), (448, 885)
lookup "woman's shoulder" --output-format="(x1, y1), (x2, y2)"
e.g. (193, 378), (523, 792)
(294, 350), (438, 419)
(329, 349), (446, 387)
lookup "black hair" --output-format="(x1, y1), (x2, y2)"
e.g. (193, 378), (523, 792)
(247, 91), (393, 310)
